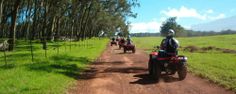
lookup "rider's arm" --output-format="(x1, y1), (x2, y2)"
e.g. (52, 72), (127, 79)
(160, 39), (165, 50)
(170, 38), (179, 49)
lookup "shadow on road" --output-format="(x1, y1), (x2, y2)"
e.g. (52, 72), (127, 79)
(130, 73), (180, 85)
(92, 61), (125, 65)
(117, 52), (134, 54)
(162, 75), (180, 83)
(103, 67), (147, 73)
(78, 67), (98, 80)
(130, 73), (158, 85)
(114, 48), (121, 50)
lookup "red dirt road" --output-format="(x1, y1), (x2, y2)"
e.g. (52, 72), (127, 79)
(68, 45), (235, 94)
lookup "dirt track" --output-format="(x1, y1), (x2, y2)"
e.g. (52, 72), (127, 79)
(68, 45), (235, 94)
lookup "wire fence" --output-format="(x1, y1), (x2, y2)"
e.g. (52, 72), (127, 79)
(0, 38), (100, 66)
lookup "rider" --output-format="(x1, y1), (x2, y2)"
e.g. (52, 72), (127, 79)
(120, 37), (125, 43)
(116, 36), (120, 41)
(160, 29), (179, 56)
(126, 36), (132, 45)
(111, 37), (115, 42)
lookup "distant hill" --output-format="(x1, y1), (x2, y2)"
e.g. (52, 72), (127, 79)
(191, 16), (236, 32)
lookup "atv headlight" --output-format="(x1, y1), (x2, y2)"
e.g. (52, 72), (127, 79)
(184, 57), (188, 61)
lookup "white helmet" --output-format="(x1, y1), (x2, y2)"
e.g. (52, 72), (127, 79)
(167, 29), (175, 37)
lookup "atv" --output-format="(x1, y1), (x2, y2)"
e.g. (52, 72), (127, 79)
(123, 44), (135, 53)
(110, 41), (117, 46)
(118, 39), (125, 49)
(116, 38), (120, 42)
(148, 46), (187, 81)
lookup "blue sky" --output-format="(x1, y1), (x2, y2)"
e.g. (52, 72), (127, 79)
(128, 0), (236, 33)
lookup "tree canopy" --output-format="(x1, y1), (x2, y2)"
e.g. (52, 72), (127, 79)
(0, 0), (139, 51)
(160, 17), (185, 37)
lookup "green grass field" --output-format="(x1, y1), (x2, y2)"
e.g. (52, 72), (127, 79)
(133, 34), (236, 50)
(0, 38), (108, 94)
(133, 34), (236, 91)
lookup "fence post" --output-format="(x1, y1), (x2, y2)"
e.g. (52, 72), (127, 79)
(3, 50), (7, 65)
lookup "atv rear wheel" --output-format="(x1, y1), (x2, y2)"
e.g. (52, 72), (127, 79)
(148, 59), (153, 75)
(152, 62), (161, 81)
(178, 63), (187, 80)
(124, 49), (127, 53)
(132, 49), (135, 53)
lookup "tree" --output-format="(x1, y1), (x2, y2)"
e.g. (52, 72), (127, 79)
(160, 17), (185, 37)
(8, 0), (21, 51)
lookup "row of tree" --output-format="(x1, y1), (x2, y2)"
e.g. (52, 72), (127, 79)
(183, 29), (236, 37)
(130, 32), (160, 37)
(0, 0), (139, 51)
(130, 29), (236, 37)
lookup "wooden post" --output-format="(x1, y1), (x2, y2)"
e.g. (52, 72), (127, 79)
(29, 40), (34, 62)
(3, 50), (6, 65)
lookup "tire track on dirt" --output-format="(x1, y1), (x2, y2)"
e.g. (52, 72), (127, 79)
(68, 45), (235, 94)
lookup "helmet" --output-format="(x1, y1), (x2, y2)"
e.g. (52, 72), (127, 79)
(167, 29), (175, 37)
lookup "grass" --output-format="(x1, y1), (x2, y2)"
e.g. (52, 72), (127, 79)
(0, 38), (108, 94)
(133, 34), (236, 50)
(133, 34), (236, 91)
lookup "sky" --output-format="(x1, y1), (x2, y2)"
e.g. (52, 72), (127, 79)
(128, 0), (236, 33)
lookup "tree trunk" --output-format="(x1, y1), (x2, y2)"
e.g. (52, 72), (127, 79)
(0, 0), (4, 24)
(54, 17), (61, 41)
(0, 0), (4, 38)
(47, 16), (56, 41)
(83, 2), (93, 40)
(8, 0), (21, 51)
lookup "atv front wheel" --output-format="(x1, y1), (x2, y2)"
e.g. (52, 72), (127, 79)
(170, 71), (176, 75)
(178, 63), (187, 80)
(119, 45), (121, 49)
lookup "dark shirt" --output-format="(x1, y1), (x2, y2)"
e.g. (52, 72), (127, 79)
(127, 40), (132, 45)
(120, 39), (125, 43)
(160, 37), (179, 54)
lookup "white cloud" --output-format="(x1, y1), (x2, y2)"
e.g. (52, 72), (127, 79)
(161, 6), (226, 21)
(206, 9), (214, 14)
(160, 17), (167, 22)
(161, 6), (206, 20)
(183, 25), (191, 29)
(209, 13), (225, 20)
(130, 20), (161, 33)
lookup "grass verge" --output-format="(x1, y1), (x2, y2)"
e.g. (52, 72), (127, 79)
(0, 38), (108, 94)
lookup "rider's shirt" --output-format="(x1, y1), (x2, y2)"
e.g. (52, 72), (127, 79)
(160, 37), (179, 54)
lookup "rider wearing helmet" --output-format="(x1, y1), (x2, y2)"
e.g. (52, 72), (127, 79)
(116, 36), (120, 42)
(160, 29), (179, 56)
(111, 37), (115, 41)
(120, 37), (125, 43)
(126, 37), (132, 45)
